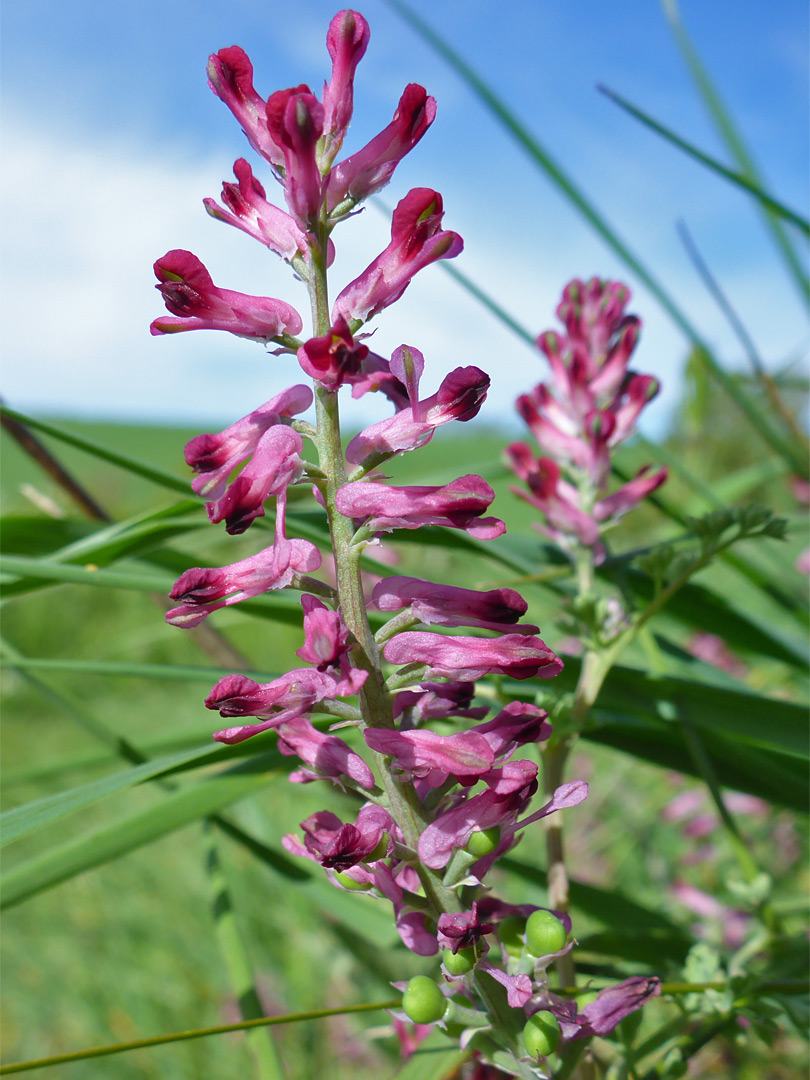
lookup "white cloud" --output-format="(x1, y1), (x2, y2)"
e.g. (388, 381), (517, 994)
(2, 106), (806, 449)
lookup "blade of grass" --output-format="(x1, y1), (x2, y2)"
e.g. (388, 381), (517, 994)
(0, 406), (192, 496)
(203, 821), (286, 1080)
(1, 744), (219, 847)
(0, 751), (284, 908)
(597, 84), (809, 235)
(661, 0), (810, 304)
(677, 220), (810, 454)
(383, 0), (807, 474)
(0, 409), (111, 519)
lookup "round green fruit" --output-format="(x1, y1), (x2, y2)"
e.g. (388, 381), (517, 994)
(465, 826), (501, 857)
(442, 947), (476, 975)
(402, 976), (447, 1025)
(523, 1010), (561, 1058)
(334, 870), (371, 891)
(497, 914), (526, 957)
(525, 909), (567, 957)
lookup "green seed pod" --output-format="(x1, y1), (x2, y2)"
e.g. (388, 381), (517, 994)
(525, 909), (567, 957)
(442, 947), (476, 975)
(334, 870), (371, 891)
(402, 975), (447, 1025)
(464, 826), (501, 857)
(497, 914), (526, 957)
(523, 1010), (561, 1058)
(365, 833), (389, 862)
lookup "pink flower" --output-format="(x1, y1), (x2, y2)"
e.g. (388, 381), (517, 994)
(296, 596), (352, 669)
(471, 702), (552, 758)
(320, 9), (371, 166)
(477, 962), (532, 1007)
(276, 716), (375, 789)
(207, 46), (283, 168)
(332, 188), (463, 325)
(206, 669), (341, 744)
(507, 446), (601, 549)
(327, 84), (436, 210)
(391, 681), (489, 723)
(335, 476), (505, 540)
(203, 158), (311, 263)
(184, 385), (312, 500)
(383, 631), (563, 681)
(205, 427), (305, 534)
(437, 902), (493, 954)
(417, 760), (540, 869)
(346, 356), (489, 463)
(363, 727), (495, 779)
(593, 464), (668, 522)
(166, 530), (320, 628)
(549, 976), (661, 1040)
(297, 316), (370, 389)
(372, 576), (537, 633)
(150, 250), (303, 340)
(265, 84), (326, 230)
(293, 804), (393, 870)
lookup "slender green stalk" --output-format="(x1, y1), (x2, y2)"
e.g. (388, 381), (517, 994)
(0, 1002), (402, 1075)
(304, 221), (462, 919)
(662, 0), (810, 306)
(597, 84), (810, 236)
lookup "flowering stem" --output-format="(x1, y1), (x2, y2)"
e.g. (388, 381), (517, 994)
(304, 230), (461, 919)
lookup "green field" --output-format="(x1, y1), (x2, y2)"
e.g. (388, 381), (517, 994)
(1, 412), (807, 1079)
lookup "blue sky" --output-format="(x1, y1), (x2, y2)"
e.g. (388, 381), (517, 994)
(2, 0), (807, 436)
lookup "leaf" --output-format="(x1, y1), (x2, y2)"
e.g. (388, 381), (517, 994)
(0, 743), (220, 847)
(583, 715), (807, 812)
(0, 516), (97, 556)
(597, 84), (809, 235)
(662, 0), (810, 305)
(0, 406), (192, 495)
(1, 553), (173, 593)
(0, 751), (283, 909)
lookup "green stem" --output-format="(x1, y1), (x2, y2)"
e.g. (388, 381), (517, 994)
(304, 230), (461, 920)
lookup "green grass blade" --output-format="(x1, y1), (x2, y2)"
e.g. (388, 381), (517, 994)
(558, 659), (808, 759)
(0, 406), (193, 495)
(384, 0), (808, 474)
(583, 716), (807, 811)
(203, 821), (286, 1080)
(0, 751), (283, 909)
(0, 744), (220, 848)
(604, 567), (808, 670)
(1, 553), (173, 592)
(0, 554), (308, 627)
(662, 0), (810, 304)
(597, 84), (809, 235)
